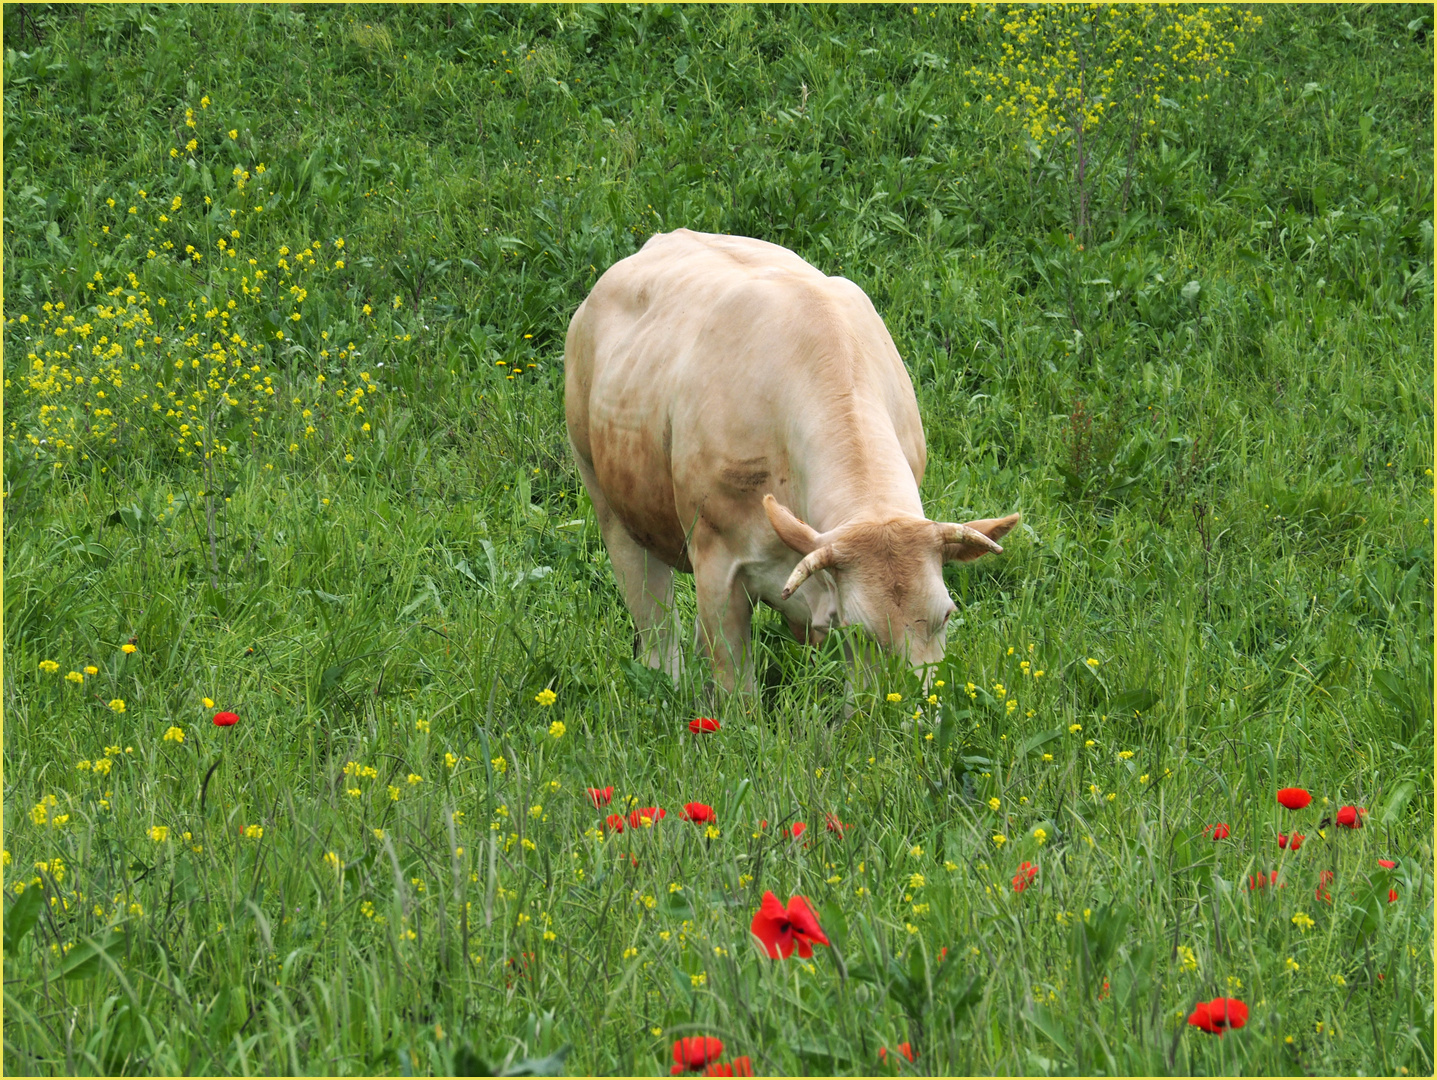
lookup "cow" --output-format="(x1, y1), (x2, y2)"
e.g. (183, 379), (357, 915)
(564, 229), (1019, 697)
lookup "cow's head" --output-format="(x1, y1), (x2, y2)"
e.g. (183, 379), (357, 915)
(763, 494), (1019, 674)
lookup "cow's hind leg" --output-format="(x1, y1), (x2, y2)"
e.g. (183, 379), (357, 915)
(574, 449), (684, 679)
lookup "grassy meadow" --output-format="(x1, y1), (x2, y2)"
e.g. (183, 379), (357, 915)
(3, 3), (1433, 1075)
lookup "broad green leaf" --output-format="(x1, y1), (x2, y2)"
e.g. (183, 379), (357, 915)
(1382, 780), (1415, 826)
(1015, 727), (1063, 758)
(3, 886), (44, 956)
(1109, 688), (1159, 715)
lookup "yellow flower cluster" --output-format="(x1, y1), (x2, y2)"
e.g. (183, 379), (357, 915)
(30, 795), (70, 829)
(5, 102), (386, 482)
(964, 4), (1261, 148)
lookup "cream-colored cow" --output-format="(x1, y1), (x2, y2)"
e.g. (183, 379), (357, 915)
(565, 229), (1018, 695)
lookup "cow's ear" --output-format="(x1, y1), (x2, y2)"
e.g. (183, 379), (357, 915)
(764, 494), (821, 555)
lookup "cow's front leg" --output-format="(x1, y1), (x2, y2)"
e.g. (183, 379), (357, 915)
(690, 532), (755, 695)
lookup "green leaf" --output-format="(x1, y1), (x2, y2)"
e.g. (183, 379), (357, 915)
(618, 658), (673, 702)
(1171, 825), (1213, 883)
(344, 851), (375, 884)
(1108, 688), (1159, 716)
(723, 778), (752, 823)
(1015, 727), (1063, 758)
(61, 929), (127, 981)
(499, 1045), (571, 1076)
(660, 892), (692, 919)
(1071, 903), (1132, 982)
(3, 886), (45, 955)
(790, 1037), (853, 1069)
(1382, 780), (1415, 826)
(1023, 1000), (1071, 1056)
(1347, 873), (1392, 939)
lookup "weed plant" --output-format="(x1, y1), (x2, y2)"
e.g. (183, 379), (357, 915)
(3, 4), (1433, 1076)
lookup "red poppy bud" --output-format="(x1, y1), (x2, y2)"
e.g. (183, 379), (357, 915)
(1276, 787), (1312, 809)
(588, 786), (614, 808)
(671, 1036), (724, 1074)
(604, 813), (626, 834)
(681, 802), (717, 824)
(688, 717), (721, 734)
(1012, 861), (1038, 892)
(213, 711), (239, 727)
(1335, 805), (1366, 828)
(1205, 823), (1230, 840)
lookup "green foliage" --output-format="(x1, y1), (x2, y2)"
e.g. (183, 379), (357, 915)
(3, 3), (1432, 1076)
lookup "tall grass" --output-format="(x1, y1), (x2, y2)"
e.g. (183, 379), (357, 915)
(3, 4), (1432, 1075)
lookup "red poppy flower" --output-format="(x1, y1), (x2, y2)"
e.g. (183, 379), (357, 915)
(1205, 823), (1230, 840)
(1248, 870), (1276, 891)
(1098, 978), (1111, 1001)
(605, 813), (626, 834)
(1378, 858), (1397, 869)
(750, 892), (830, 959)
(588, 786), (614, 808)
(824, 813), (850, 837)
(213, 711), (239, 727)
(671, 1036), (724, 1075)
(689, 717), (721, 734)
(878, 1043), (915, 1065)
(628, 806), (666, 828)
(1276, 787), (1312, 810)
(1012, 861), (1038, 892)
(703, 1057), (753, 1078)
(1187, 997), (1248, 1035)
(938, 946), (948, 963)
(1278, 832), (1304, 851)
(789, 822), (807, 839)
(1388, 888), (1398, 903)
(681, 802), (717, 824)
(1315, 869), (1335, 904)
(1335, 805), (1366, 828)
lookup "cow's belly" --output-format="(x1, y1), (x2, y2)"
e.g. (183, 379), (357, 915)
(588, 396), (692, 571)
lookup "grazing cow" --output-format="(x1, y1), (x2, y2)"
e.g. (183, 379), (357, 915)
(564, 229), (1018, 695)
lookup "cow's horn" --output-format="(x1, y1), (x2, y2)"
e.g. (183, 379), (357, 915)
(781, 545), (838, 599)
(938, 514), (1020, 563)
(763, 494), (821, 555)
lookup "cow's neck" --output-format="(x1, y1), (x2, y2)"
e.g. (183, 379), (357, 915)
(794, 420), (925, 533)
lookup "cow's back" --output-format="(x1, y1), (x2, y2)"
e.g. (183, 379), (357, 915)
(565, 230), (924, 568)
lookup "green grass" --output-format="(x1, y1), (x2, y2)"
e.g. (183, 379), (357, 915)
(3, 3), (1432, 1075)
